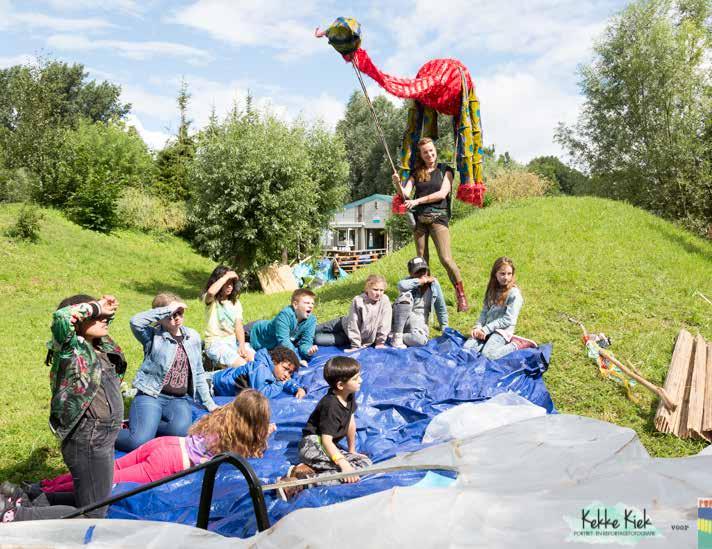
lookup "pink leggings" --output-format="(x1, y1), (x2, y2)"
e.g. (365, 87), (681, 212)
(42, 436), (187, 493)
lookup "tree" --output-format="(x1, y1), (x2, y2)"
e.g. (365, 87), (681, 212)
(155, 78), (195, 201)
(527, 156), (589, 195)
(188, 110), (348, 273)
(556, 0), (711, 233)
(0, 58), (131, 201)
(55, 119), (155, 232)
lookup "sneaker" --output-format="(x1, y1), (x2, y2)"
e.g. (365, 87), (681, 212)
(277, 463), (316, 501)
(390, 333), (406, 349)
(510, 335), (538, 350)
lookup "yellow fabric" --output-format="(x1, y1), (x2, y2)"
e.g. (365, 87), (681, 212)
(203, 297), (243, 347)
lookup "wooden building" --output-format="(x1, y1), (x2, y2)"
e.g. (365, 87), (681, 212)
(321, 194), (393, 253)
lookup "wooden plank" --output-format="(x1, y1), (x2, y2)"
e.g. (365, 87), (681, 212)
(704, 341), (712, 433)
(655, 329), (694, 435)
(256, 263), (298, 295)
(684, 335), (708, 440)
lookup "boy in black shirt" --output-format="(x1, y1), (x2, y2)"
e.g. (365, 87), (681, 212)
(298, 356), (371, 483)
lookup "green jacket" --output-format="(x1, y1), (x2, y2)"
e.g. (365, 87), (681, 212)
(46, 301), (127, 440)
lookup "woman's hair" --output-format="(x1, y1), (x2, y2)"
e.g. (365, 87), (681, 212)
(484, 257), (517, 307)
(413, 137), (436, 183)
(152, 292), (180, 308)
(364, 274), (387, 291)
(189, 389), (270, 458)
(202, 265), (239, 303)
(323, 356), (360, 388)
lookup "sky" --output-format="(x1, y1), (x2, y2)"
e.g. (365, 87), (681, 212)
(0, 0), (630, 163)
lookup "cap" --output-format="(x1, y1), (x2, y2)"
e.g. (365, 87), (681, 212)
(407, 256), (429, 276)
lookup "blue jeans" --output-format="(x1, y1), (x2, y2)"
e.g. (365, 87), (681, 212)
(115, 393), (192, 452)
(464, 332), (516, 360)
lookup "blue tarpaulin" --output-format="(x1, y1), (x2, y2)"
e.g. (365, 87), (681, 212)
(107, 329), (554, 537)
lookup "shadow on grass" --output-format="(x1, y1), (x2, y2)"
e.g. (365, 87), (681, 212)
(0, 446), (66, 484)
(314, 278), (369, 305)
(124, 268), (211, 301)
(645, 220), (712, 264)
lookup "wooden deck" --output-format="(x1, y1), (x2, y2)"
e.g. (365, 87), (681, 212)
(325, 248), (387, 273)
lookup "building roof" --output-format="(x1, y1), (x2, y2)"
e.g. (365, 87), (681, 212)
(343, 193), (393, 209)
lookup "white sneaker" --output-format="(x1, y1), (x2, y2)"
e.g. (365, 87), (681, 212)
(391, 333), (406, 349)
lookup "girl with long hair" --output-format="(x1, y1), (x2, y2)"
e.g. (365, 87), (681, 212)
(464, 257), (536, 359)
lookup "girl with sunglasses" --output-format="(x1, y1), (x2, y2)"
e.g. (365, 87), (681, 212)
(115, 293), (217, 452)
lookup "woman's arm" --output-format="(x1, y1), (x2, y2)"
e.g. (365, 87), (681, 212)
(411, 171), (452, 207)
(203, 271), (238, 304)
(192, 340), (218, 411)
(392, 174), (414, 199)
(129, 305), (175, 346)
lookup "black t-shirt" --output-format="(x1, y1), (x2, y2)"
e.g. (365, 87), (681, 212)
(302, 390), (357, 444)
(414, 163), (453, 215)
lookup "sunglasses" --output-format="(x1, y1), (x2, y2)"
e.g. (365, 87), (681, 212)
(170, 310), (185, 320)
(96, 314), (114, 324)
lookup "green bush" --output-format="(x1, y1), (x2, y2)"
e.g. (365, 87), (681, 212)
(486, 167), (553, 203)
(6, 204), (44, 242)
(115, 187), (187, 233)
(54, 120), (156, 232)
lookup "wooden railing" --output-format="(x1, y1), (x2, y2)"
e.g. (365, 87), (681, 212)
(325, 248), (387, 273)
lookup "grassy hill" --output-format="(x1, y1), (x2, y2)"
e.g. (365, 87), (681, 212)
(1, 197), (710, 483)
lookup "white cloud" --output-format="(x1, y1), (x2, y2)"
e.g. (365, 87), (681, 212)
(477, 69), (583, 162)
(170, 0), (323, 60)
(11, 12), (114, 32)
(125, 114), (171, 150)
(0, 53), (35, 69)
(46, 34), (212, 63)
(42, 0), (144, 16)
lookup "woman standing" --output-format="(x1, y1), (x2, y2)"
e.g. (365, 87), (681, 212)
(392, 137), (469, 312)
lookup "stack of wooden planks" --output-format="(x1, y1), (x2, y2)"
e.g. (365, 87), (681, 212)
(655, 329), (712, 441)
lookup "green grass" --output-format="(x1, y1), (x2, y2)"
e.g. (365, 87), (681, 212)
(1, 197), (711, 483)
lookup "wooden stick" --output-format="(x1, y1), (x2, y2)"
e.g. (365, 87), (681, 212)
(262, 463), (458, 491)
(704, 341), (712, 433)
(695, 291), (712, 306)
(599, 349), (677, 411)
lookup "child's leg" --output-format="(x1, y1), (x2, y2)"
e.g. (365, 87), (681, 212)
(463, 337), (485, 351)
(402, 314), (429, 347)
(156, 395), (192, 437)
(115, 393), (163, 452)
(392, 294), (414, 335)
(343, 451), (372, 470)
(481, 333), (517, 360)
(297, 435), (338, 474)
(40, 472), (74, 493)
(113, 436), (186, 484)
(206, 339), (245, 367)
(314, 318), (349, 347)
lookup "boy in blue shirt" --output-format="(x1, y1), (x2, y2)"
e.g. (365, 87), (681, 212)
(247, 289), (318, 365)
(210, 346), (306, 399)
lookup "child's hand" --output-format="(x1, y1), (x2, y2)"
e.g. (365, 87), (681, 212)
(226, 270), (239, 280)
(169, 301), (188, 313)
(238, 343), (255, 361)
(268, 423), (277, 435)
(471, 327), (486, 340)
(98, 295), (119, 316)
(295, 388), (306, 399)
(307, 345), (318, 356)
(300, 359), (308, 367)
(338, 459), (359, 483)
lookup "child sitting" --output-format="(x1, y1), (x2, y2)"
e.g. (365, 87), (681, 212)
(209, 346), (307, 399)
(116, 293), (216, 452)
(464, 256), (537, 359)
(36, 390), (272, 497)
(202, 265), (254, 368)
(297, 356), (371, 484)
(247, 289), (318, 365)
(314, 274), (392, 352)
(390, 257), (448, 348)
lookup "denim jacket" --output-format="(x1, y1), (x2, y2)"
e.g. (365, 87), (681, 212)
(475, 286), (523, 341)
(46, 301), (127, 441)
(397, 277), (449, 328)
(130, 306), (216, 411)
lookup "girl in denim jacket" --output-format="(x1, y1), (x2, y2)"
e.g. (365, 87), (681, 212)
(464, 257), (536, 359)
(116, 293), (217, 452)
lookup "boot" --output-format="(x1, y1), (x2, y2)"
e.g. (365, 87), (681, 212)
(455, 281), (469, 313)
